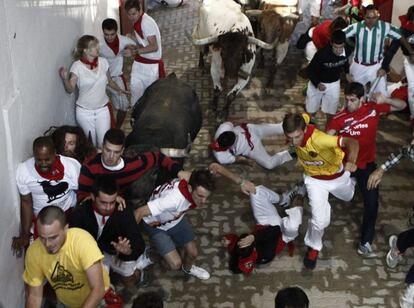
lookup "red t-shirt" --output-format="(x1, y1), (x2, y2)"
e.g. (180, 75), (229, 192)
(327, 102), (391, 169)
(312, 20), (332, 49)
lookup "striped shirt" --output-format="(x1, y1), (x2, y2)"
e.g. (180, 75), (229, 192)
(344, 20), (401, 64)
(78, 151), (182, 201)
(381, 144), (414, 172)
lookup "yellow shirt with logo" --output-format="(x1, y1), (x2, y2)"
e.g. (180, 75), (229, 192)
(296, 126), (345, 176)
(23, 228), (110, 308)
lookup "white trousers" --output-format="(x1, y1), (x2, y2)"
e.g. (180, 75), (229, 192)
(103, 252), (146, 277)
(404, 57), (414, 119)
(305, 79), (340, 115)
(350, 61), (387, 95)
(107, 76), (130, 112)
(304, 170), (355, 251)
(130, 61), (159, 107)
(250, 185), (302, 243)
(75, 105), (110, 149)
(248, 123), (293, 170)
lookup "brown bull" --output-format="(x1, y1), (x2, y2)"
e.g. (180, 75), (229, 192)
(246, 2), (299, 87)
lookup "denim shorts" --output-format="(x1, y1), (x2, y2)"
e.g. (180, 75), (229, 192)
(142, 217), (195, 256)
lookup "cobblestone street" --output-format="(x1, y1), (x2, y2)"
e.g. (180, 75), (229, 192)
(123, 1), (414, 307)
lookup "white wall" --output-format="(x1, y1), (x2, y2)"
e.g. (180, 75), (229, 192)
(0, 0), (119, 307)
(390, 1), (412, 75)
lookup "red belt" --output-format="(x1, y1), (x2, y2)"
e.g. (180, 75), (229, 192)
(134, 55), (166, 78)
(354, 59), (379, 66)
(312, 169), (345, 180)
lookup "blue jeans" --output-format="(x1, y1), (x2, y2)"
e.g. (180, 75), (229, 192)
(351, 162), (379, 245)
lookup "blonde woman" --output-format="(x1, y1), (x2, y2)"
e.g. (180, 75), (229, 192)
(59, 35), (128, 148)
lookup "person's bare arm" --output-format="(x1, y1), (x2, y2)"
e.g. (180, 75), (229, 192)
(12, 194), (33, 255)
(81, 261), (105, 308)
(340, 137), (359, 172)
(208, 162), (256, 195)
(372, 92), (406, 111)
(136, 35), (158, 55)
(134, 205), (152, 224)
(25, 284), (43, 308)
(106, 71), (129, 95)
(59, 67), (77, 93)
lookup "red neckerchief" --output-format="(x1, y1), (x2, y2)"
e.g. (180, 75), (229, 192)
(105, 35), (120, 55)
(35, 155), (64, 181)
(210, 140), (230, 152)
(92, 203), (114, 224)
(400, 15), (414, 32)
(178, 180), (196, 209)
(80, 56), (98, 70)
(300, 125), (316, 147)
(133, 13), (145, 39)
(238, 249), (257, 273)
(240, 123), (254, 150)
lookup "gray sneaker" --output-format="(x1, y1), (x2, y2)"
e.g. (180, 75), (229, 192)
(279, 183), (306, 208)
(386, 235), (403, 268)
(357, 242), (377, 258)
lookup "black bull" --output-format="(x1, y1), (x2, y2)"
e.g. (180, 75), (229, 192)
(124, 73), (202, 203)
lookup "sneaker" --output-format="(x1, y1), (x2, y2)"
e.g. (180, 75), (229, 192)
(136, 247), (154, 270)
(182, 265), (210, 280)
(386, 235), (403, 268)
(357, 242), (377, 258)
(400, 284), (414, 308)
(279, 183), (306, 208)
(303, 247), (318, 270)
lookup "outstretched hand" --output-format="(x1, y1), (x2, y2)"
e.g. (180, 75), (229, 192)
(367, 168), (384, 190)
(111, 237), (132, 255)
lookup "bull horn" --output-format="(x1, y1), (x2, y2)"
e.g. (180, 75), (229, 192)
(185, 30), (218, 46)
(284, 13), (300, 20)
(248, 36), (279, 50)
(244, 9), (262, 17)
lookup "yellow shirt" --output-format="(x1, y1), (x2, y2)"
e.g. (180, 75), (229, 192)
(23, 228), (110, 308)
(296, 125), (345, 176)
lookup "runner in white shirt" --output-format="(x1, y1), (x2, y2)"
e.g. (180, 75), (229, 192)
(211, 121), (293, 170)
(100, 18), (136, 129)
(125, 0), (165, 106)
(59, 35), (129, 148)
(11, 136), (80, 256)
(134, 163), (256, 280)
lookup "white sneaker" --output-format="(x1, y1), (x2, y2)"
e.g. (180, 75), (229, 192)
(182, 265), (210, 280)
(136, 247), (154, 270)
(386, 235), (403, 269)
(279, 182), (306, 208)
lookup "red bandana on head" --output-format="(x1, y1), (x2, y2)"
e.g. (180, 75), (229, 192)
(80, 56), (98, 70)
(133, 13), (145, 39)
(210, 141), (229, 152)
(238, 249), (258, 273)
(35, 156), (64, 181)
(178, 180), (196, 209)
(92, 203), (114, 224)
(400, 15), (414, 32)
(105, 35), (120, 55)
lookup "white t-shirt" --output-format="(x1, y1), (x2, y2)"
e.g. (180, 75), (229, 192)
(134, 13), (162, 60)
(16, 155), (81, 216)
(70, 57), (110, 109)
(144, 179), (192, 231)
(212, 122), (255, 164)
(100, 35), (136, 77)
